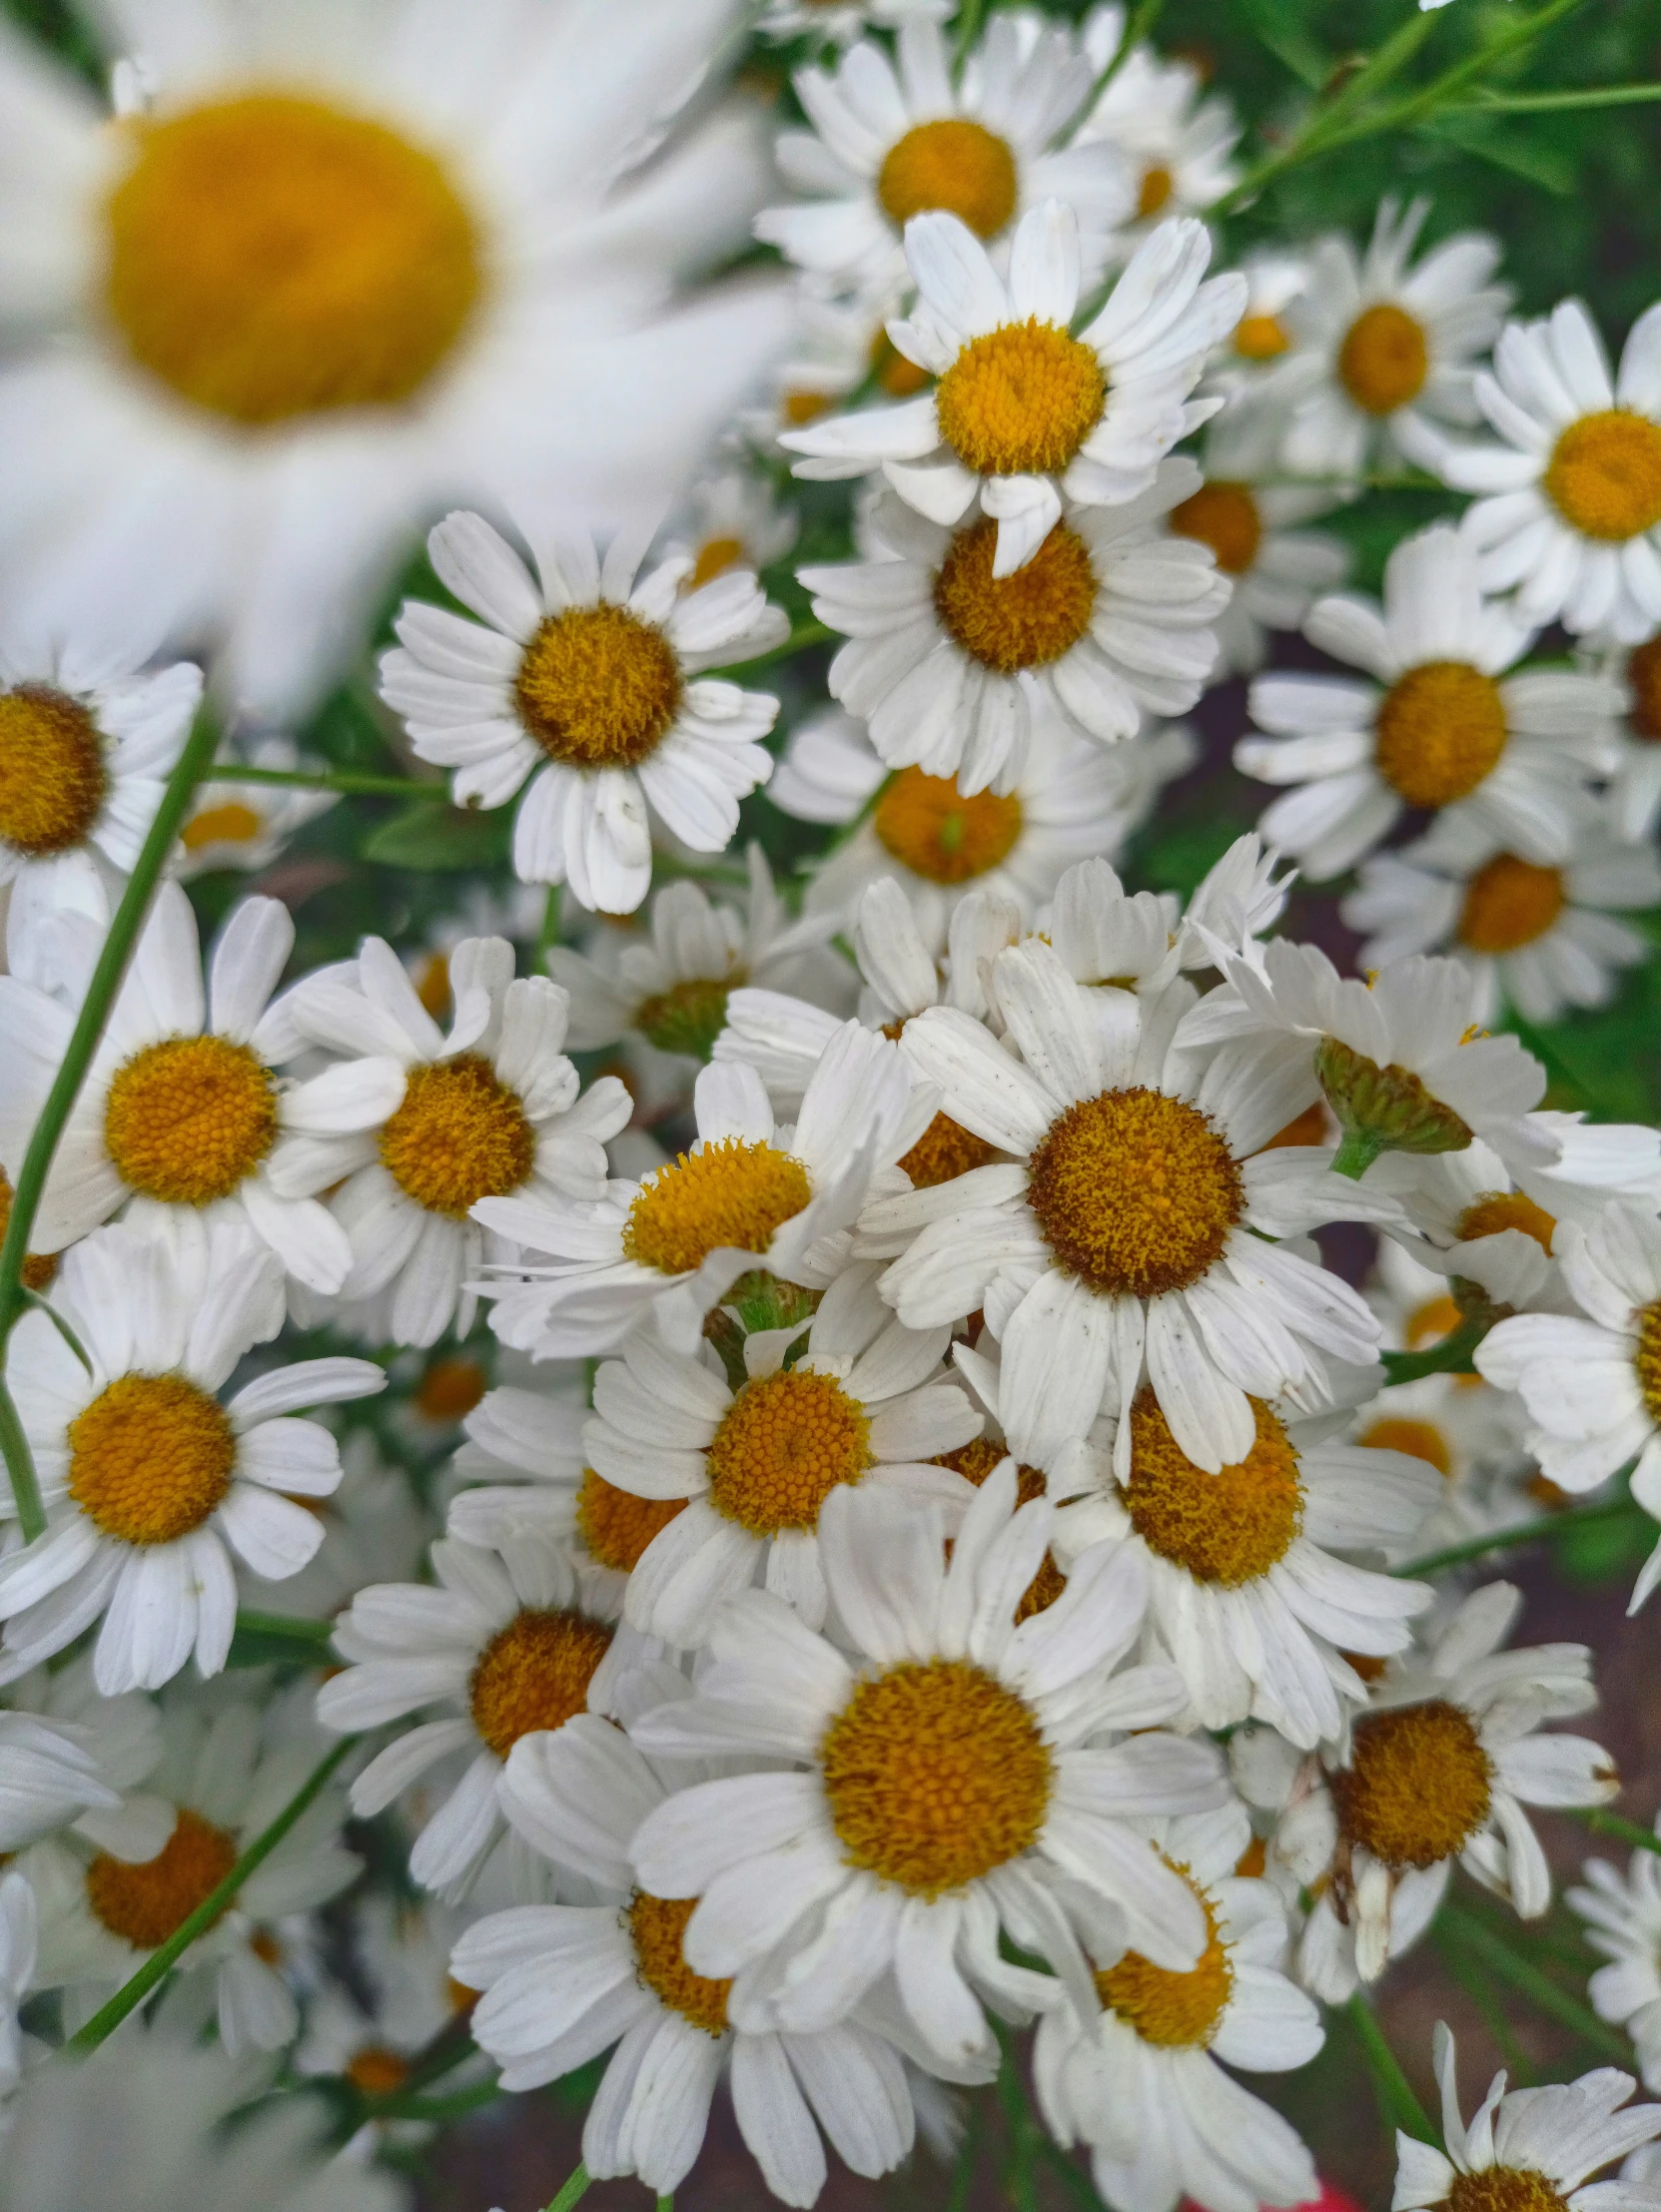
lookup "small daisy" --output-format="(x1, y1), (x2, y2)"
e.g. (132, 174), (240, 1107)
(1569, 1818), (1661, 2091)
(803, 469), (1230, 797)
(0, 1654), (166, 1858)
(379, 509), (787, 913)
(1236, 523), (1621, 881)
(758, 0), (949, 46)
(1436, 299), (1661, 642)
(1265, 199), (1509, 479)
(1079, 8), (1244, 226)
(784, 202), (1244, 577)
(295, 1892), (488, 2117)
(175, 734), (337, 880)
(0, 1220), (385, 1692)
(1204, 257), (1311, 411)
(664, 467), (799, 589)
(742, 281), (919, 456)
(1033, 1801), (1321, 2212)
(276, 931), (630, 1348)
(259, 1428), (437, 1625)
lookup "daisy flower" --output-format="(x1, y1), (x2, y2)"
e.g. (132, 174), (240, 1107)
(259, 1428), (436, 1627)
(784, 202), (1245, 578)
(664, 467), (799, 590)
(0, 0), (788, 718)
(1079, 8), (1245, 226)
(803, 470), (1230, 797)
(379, 510), (786, 913)
(1033, 1802), (1322, 2212)
(295, 1893), (489, 2118)
(1569, 1818), (1661, 2091)
(1435, 299), (1661, 643)
(0, 1654), (166, 1859)
(458, 1706), (924, 2206)
(0, 1221), (385, 1692)
(175, 735), (337, 880)
(275, 930), (628, 1348)
(1204, 256), (1311, 411)
(1236, 523), (1620, 881)
(742, 280), (919, 455)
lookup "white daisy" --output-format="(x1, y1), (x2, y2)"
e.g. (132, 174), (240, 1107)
(630, 1470), (1229, 2068)
(294, 1892), (488, 2114)
(1203, 256), (1311, 412)
(175, 734), (338, 880)
(257, 1427), (437, 1626)
(1236, 523), (1620, 881)
(741, 280), (919, 456)
(1569, 1819), (1661, 2092)
(1079, 6), (1244, 225)
(0, 1654), (166, 1859)
(663, 467), (800, 590)
(0, 1220), (384, 1692)
(379, 510), (787, 913)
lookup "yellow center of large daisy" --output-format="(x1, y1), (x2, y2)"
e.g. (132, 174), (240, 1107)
(634, 975), (738, 1061)
(378, 1054), (535, 1217)
(1628, 635), (1661, 740)
(85, 1808), (238, 1948)
(1633, 1301), (1661, 1426)
(877, 119), (1019, 240)
(705, 1368), (873, 1534)
(1544, 410), (1661, 542)
(513, 606), (683, 771)
(1337, 303), (1428, 416)
(1096, 1866), (1234, 2046)
(1374, 662), (1508, 808)
(899, 1110), (1002, 1190)
(1026, 1088), (1243, 1298)
(1357, 1415), (1452, 1477)
(621, 1139), (812, 1277)
(466, 1607), (614, 1761)
(0, 686), (108, 857)
(1170, 480), (1263, 575)
(1446, 2174), (1572, 2212)
(103, 1035), (279, 1205)
(103, 94), (481, 426)
(934, 519), (1098, 674)
(820, 1658), (1053, 1896)
(935, 322), (1106, 478)
(68, 1372), (236, 1546)
(1235, 313), (1291, 362)
(627, 1890), (732, 2036)
(575, 1468), (686, 1574)
(1457, 854), (1565, 953)
(180, 801), (264, 853)
(1456, 1189), (1556, 1253)
(1333, 1700), (1493, 1867)
(1124, 1392), (1302, 1584)
(873, 765), (1024, 884)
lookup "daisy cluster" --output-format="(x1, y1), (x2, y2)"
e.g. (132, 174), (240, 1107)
(0, 5), (1660, 2212)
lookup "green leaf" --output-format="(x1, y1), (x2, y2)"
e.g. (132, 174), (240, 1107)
(362, 801), (505, 871)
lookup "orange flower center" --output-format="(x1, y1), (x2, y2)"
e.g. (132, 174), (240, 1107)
(1457, 855), (1565, 954)
(1337, 303), (1427, 415)
(1544, 410), (1661, 541)
(0, 685), (108, 857)
(934, 518), (1097, 674)
(85, 1808), (238, 1949)
(1374, 662), (1508, 808)
(515, 605), (683, 770)
(467, 1607), (614, 1760)
(877, 119), (1018, 240)
(1170, 480), (1262, 575)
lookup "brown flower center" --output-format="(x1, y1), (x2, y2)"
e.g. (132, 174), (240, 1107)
(0, 685), (108, 857)
(575, 1468), (687, 1573)
(628, 1890), (731, 2036)
(1124, 1392), (1302, 1585)
(85, 1808), (238, 1949)
(467, 1607), (614, 1760)
(1170, 480), (1262, 575)
(934, 519), (1097, 674)
(1374, 662), (1508, 808)
(1333, 1699), (1492, 1867)
(379, 1055), (536, 1217)
(514, 605), (682, 770)
(68, 1372), (237, 1546)
(1337, 303), (1428, 415)
(1544, 410), (1661, 541)
(1457, 855), (1565, 954)
(873, 766), (1024, 884)
(705, 1368), (873, 1535)
(1096, 1865), (1234, 2046)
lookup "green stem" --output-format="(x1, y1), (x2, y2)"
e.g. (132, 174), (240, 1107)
(657, 2200), (675, 2212)
(1469, 81), (1661, 112)
(1436, 1903), (1631, 2063)
(1329, 1126), (1385, 1180)
(231, 1609), (335, 1649)
(537, 884), (562, 971)
(706, 620), (834, 681)
(1571, 1807), (1661, 1857)
(21, 1290), (91, 1375)
(1391, 1495), (1636, 1579)
(545, 2165), (591, 2212)
(995, 2030), (1041, 2212)
(368, 2080), (500, 2123)
(1087, 0), (1164, 105)
(0, 1380), (42, 1545)
(1347, 1993), (1436, 2144)
(1041, 2137), (1110, 2210)
(945, 2083), (984, 2212)
(1378, 1313), (1488, 1386)
(63, 1737), (356, 2054)
(211, 764), (444, 800)
(955, 0), (986, 66)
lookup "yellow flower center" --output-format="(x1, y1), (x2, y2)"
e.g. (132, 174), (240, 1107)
(514, 604), (682, 771)
(345, 2047), (411, 2098)
(1333, 1699), (1493, 1867)
(821, 1658), (1053, 1896)
(85, 1807), (238, 1949)
(575, 1468), (687, 1574)
(1633, 1300), (1661, 1426)
(1544, 410), (1661, 542)
(1456, 1189), (1556, 1253)
(627, 1890), (731, 2037)
(873, 765), (1024, 884)
(1260, 1102), (1329, 1151)
(634, 975), (738, 1060)
(103, 1034), (279, 1205)
(870, 330), (932, 398)
(467, 1606), (614, 1761)
(782, 387), (835, 427)
(1374, 661), (1508, 808)
(621, 1138), (812, 1277)
(935, 321), (1106, 478)
(1235, 313), (1291, 362)
(705, 1367), (873, 1535)
(689, 536), (746, 591)
(1357, 1415), (1452, 1478)
(0, 1165), (58, 1292)
(935, 1436), (1064, 1620)
(877, 119), (1019, 241)
(415, 952), (450, 1022)
(67, 1371), (237, 1547)
(1457, 854), (1565, 954)
(1136, 163), (1175, 220)
(1096, 1865), (1234, 2046)
(1628, 635), (1661, 741)
(180, 801), (264, 853)
(0, 686), (108, 858)
(103, 94), (481, 427)
(1026, 1087), (1243, 1299)
(899, 1110), (1003, 1190)
(1124, 1391), (1302, 1584)
(934, 518), (1098, 674)
(1337, 303), (1428, 416)
(414, 1355), (488, 1423)
(1407, 1293), (1463, 1350)
(379, 1054), (535, 1217)
(1446, 2173), (1572, 2212)
(1170, 480), (1263, 575)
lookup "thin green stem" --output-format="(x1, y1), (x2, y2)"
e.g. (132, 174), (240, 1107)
(1572, 1807), (1661, 1857)
(0, 1380), (42, 1544)
(1041, 2136), (1109, 2209)
(368, 2080), (500, 2123)
(1469, 81), (1661, 113)
(232, 1609), (335, 1649)
(211, 763), (444, 800)
(1330, 1126), (1385, 1180)
(1087, 0), (1163, 104)
(707, 620), (834, 680)
(1436, 1903), (1631, 2063)
(995, 2030), (1041, 2212)
(1347, 1993), (1436, 2144)
(545, 2165), (591, 2212)
(657, 2199), (675, 2212)
(1379, 1313), (1489, 1386)
(945, 2083), (984, 2212)
(1391, 1495), (1636, 1579)
(22, 1290), (91, 1375)
(537, 884), (562, 971)
(64, 1737), (356, 2054)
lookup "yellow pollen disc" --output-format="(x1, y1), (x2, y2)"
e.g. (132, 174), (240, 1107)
(936, 517), (1098, 675)
(634, 974), (738, 1060)
(1137, 164), (1175, 220)
(1628, 635), (1661, 741)
(1407, 1294), (1463, 1350)
(1446, 2171), (1572, 2212)
(1124, 1392), (1302, 1585)
(1260, 1101), (1329, 1151)
(1457, 854), (1565, 954)
(1633, 1300), (1661, 1426)
(104, 94), (480, 426)
(180, 801), (265, 854)
(414, 952), (450, 1022)
(870, 330), (932, 398)
(1237, 1834), (1267, 1878)
(0, 1165), (57, 1292)
(1170, 480), (1262, 575)
(1235, 313), (1290, 362)
(821, 1658), (1053, 1896)
(0, 685), (108, 858)
(575, 1467), (686, 1573)
(1456, 1188), (1556, 1254)
(68, 1372), (236, 1546)
(877, 119), (1018, 241)
(874, 765), (1024, 885)
(628, 1890), (732, 2036)
(899, 1110), (1002, 1190)
(415, 1355), (488, 1423)
(935, 321), (1105, 478)
(1344, 1650), (1389, 1684)
(514, 605), (682, 771)
(935, 1437), (1064, 1619)
(1357, 1415), (1452, 1478)
(1026, 1087), (1243, 1299)
(621, 1138), (811, 1277)
(1337, 303), (1428, 416)
(379, 1054), (535, 1217)
(345, 2047), (411, 2098)
(85, 1808), (238, 1948)
(705, 1368), (873, 1535)
(467, 1607), (614, 1761)
(1332, 1699), (1492, 1866)
(1096, 1865), (1234, 2047)
(1374, 661), (1508, 808)
(103, 1034), (278, 1205)
(1544, 410), (1661, 541)
(782, 387), (835, 427)
(689, 536), (745, 591)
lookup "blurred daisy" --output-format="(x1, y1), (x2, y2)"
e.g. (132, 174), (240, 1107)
(1203, 257), (1310, 412)
(295, 1892), (487, 2115)
(1589, 628), (1661, 841)
(175, 735), (337, 880)
(1079, 9), (1244, 227)
(380, 511), (786, 913)
(664, 468), (799, 588)
(742, 281), (917, 455)
(0, 1870), (30, 2095)
(0, 1654), (165, 1857)
(1569, 1817), (1661, 2091)
(254, 1428), (436, 1625)
(759, 0), (949, 45)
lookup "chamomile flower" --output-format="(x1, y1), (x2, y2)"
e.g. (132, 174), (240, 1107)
(295, 1893), (488, 2113)
(1569, 1818), (1661, 2091)
(1205, 257), (1310, 410)
(259, 1429), (437, 1625)
(175, 735), (337, 880)
(784, 203), (1244, 578)
(1079, 9), (1245, 226)
(379, 511), (786, 913)
(1032, 1802), (1322, 2212)
(803, 470), (1230, 797)
(664, 468), (799, 589)
(743, 282), (919, 455)
(0, 1221), (385, 1692)
(1236, 523), (1620, 881)
(630, 1471), (1228, 2068)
